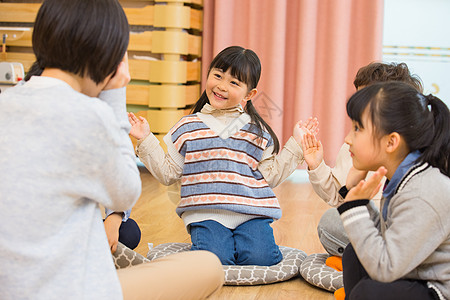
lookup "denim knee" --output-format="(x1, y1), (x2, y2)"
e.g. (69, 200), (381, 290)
(234, 218), (282, 266)
(190, 220), (235, 265)
(236, 244), (282, 266)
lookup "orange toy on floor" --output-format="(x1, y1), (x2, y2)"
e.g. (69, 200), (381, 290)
(326, 255), (343, 272)
(334, 287), (345, 300)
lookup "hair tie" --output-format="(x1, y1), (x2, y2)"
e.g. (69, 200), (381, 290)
(418, 94), (429, 110)
(425, 94), (436, 111)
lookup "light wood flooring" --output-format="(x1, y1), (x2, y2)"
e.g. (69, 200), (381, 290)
(131, 166), (335, 300)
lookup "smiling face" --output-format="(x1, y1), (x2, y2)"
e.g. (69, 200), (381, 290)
(344, 109), (388, 172)
(205, 68), (256, 110)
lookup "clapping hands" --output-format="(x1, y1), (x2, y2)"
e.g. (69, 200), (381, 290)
(293, 117), (322, 170)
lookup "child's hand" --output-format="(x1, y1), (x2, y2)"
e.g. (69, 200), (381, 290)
(346, 167), (369, 190)
(103, 52), (131, 91)
(345, 166), (387, 202)
(128, 112), (151, 140)
(301, 130), (323, 170)
(293, 117), (319, 143)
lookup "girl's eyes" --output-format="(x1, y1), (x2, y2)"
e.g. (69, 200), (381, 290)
(353, 124), (360, 132)
(212, 73), (241, 86)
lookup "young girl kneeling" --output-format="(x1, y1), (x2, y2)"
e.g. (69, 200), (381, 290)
(129, 46), (315, 266)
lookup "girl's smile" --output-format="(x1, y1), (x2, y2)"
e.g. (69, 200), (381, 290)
(212, 91), (227, 101)
(206, 68), (256, 110)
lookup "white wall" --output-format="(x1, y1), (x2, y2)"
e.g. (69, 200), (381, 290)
(383, 0), (450, 107)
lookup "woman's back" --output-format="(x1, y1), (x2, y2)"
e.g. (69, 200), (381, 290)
(0, 76), (140, 299)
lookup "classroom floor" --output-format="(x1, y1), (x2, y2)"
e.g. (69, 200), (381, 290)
(131, 166), (335, 300)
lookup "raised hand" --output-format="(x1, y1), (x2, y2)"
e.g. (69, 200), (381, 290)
(302, 117), (319, 135)
(103, 52), (131, 91)
(345, 166), (387, 202)
(301, 130), (323, 170)
(293, 117), (319, 143)
(128, 112), (150, 140)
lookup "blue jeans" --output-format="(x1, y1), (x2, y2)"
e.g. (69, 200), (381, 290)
(190, 218), (282, 266)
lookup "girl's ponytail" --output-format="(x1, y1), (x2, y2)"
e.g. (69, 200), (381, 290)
(190, 91), (209, 114)
(245, 100), (280, 154)
(421, 94), (450, 176)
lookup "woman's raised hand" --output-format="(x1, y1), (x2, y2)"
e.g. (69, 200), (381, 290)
(104, 52), (131, 91)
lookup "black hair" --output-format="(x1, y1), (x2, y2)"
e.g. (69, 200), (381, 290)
(32, 0), (129, 84)
(191, 46), (280, 153)
(347, 81), (450, 176)
(353, 62), (423, 93)
(24, 61), (43, 81)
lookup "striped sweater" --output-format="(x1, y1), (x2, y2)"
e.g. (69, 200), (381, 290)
(168, 113), (282, 220)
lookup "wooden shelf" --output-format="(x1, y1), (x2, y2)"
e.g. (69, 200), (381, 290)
(0, 0), (203, 144)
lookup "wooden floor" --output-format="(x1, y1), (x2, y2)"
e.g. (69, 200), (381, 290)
(131, 166), (335, 300)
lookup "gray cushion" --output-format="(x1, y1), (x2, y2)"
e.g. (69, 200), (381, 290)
(299, 253), (343, 292)
(113, 242), (150, 269)
(147, 242), (307, 285)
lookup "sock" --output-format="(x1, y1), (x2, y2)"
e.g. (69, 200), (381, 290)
(326, 255), (343, 272)
(334, 287), (345, 300)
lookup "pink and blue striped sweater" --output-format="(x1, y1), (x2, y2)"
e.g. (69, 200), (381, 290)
(169, 113), (282, 220)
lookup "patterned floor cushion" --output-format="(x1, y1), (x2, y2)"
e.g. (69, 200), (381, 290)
(299, 253), (343, 292)
(147, 242), (307, 286)
(113, 242), (150, 269)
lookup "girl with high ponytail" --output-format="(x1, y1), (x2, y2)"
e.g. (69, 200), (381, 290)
(337, 81), (450, 299)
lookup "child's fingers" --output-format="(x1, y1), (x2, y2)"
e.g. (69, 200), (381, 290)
(313, 118), (319, 134)
(128, 112), (136, 124)
(129, 112), (139, 122)
(305, 117), (314, 129)
(304, 132), (317, 149)
(104, 52), (131, 90)
(377, 166), (388, 176)
(301, 135), (307, 150)
(310, 118), (319, 133)
(306, 131), (317, 147)
(304, 117), (319, 135)
(362, 167), (386, 191)
(301, 133), (309, 148)
(370, 181), (383, 199)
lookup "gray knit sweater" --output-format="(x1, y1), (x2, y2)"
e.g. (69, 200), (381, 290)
(339, 162), (450, 299)
(0, 76), (141, 299)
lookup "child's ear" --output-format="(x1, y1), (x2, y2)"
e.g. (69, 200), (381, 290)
(385, 132), (401, 153)
(244, 88), (258, 101)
